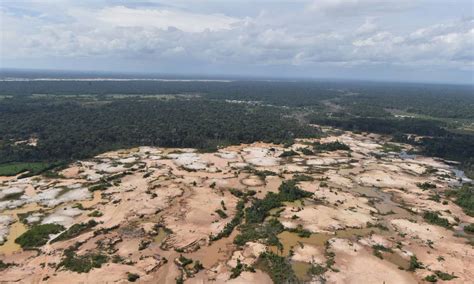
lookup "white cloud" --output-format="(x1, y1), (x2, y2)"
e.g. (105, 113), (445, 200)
(0, 1), (473, 80)
(96, 6), (239, 32)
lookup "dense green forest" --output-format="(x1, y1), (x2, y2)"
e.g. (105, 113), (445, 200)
(0, 96), (317, 166)
(0, 77), (473, 177)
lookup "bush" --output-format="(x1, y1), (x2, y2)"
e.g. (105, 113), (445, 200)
(309, 264), (327, 275)
(51, 220), (98, 243)
(313, 141), (350, 152)
(464, 223), (474, 233)
(210, 200), (245, 241)
(257, 252), (297, 283)
(424, 274), (437, 282)
(435, 270), (457, 280)
(447, 184), (474, 216)
(127, 273), (140, 282)
(59, 245), (108, 273)
(408, 255), (423, 271)
(279, 150), (299, 157)
(15, 223), (65, 248)
(88, 210), (103, 217)
(215, 209), (228, 219)
(423, 211), (451, 228)
(0, 260), (12, 270)
(416, 182), (437, 190)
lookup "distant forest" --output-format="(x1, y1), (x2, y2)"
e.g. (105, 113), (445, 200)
(0, 79), (473, 177)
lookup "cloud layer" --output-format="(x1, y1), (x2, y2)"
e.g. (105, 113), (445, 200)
(1, 0), (473, 83)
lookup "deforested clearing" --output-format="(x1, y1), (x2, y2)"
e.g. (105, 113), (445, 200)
(0, 128), (472, 283)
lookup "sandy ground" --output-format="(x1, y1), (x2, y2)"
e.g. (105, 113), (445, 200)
(0, 130), (473, 283)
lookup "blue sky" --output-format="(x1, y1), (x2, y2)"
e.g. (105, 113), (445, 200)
(1, 0), (473, 83)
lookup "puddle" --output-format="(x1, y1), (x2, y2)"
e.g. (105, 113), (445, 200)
(80, 190), (102, 208)
(272, 227), (380, 256)
(187, 230), (238, 268)
(399, 151), (416, 160)
(0, 220), (27, 254)
(292, 261), (312, 282)
(350, 186), (412, 219)
(154, 227), (169, 244)
(383, 251), (410, 270)
(0, 203), (44, 254)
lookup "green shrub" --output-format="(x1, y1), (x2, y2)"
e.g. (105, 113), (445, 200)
(299, 148), (314, 155)
(88, 210), (103, 217)
(88, 182), (111, 192)
(127, 273), (140, 282)
(416, 182), (437, 190)
(257, 252), (297, 283)
(447, 184), (474, 216)
(0, 260), (12, 270)
(15, 223), (65, 248)
(408, 255), (423, 271)
(51, 220), (98, 243)
(292, 174), (314, 182)
(229, 259), (254, 279)
(313, 141), (350, 152)
(215, 209), (228, 219)
(424, 274), (437, 282)
(434, 270), (457, 280)
(210, 200), (245, 241)
(279, 150), (299, 157)
(423, 211), (451, 228)
(464, 223), (474, 233)
(59, 245), (108, 273)
(178, 255), (192, 267)
(309, 263), (327, 275)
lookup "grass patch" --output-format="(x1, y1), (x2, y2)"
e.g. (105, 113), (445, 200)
(0, 162), (53, 176)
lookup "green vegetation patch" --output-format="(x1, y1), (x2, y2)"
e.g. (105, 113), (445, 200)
(256, 252), (298, 283)
(381, 143), (402, 153)
(0, 260), (12, 270)
(214, 209), (228, 219)
(210, 200), (245, 241)
(51, 220), (98, 243)
(423, 211), (451, 228)
(15, 223), (65, 249)
(416, 182), (437, 190)
(279, 150), (299, 157)
(446, 184), (474, 216)
(230, 259), (255, 279)
(127, 273), (140, 282)
(408, 255), (424, 271)
(434, 270), (457, 281)
(59, 246), (108, 273)
(313, 141), (350, 152)
(0, 162), (52, 177)
(464, 223), (474, 234)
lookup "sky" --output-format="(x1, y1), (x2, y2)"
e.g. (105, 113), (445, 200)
(1, 0), (473, 83)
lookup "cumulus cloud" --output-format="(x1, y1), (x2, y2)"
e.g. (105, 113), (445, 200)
(0, 1), (473, 80)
